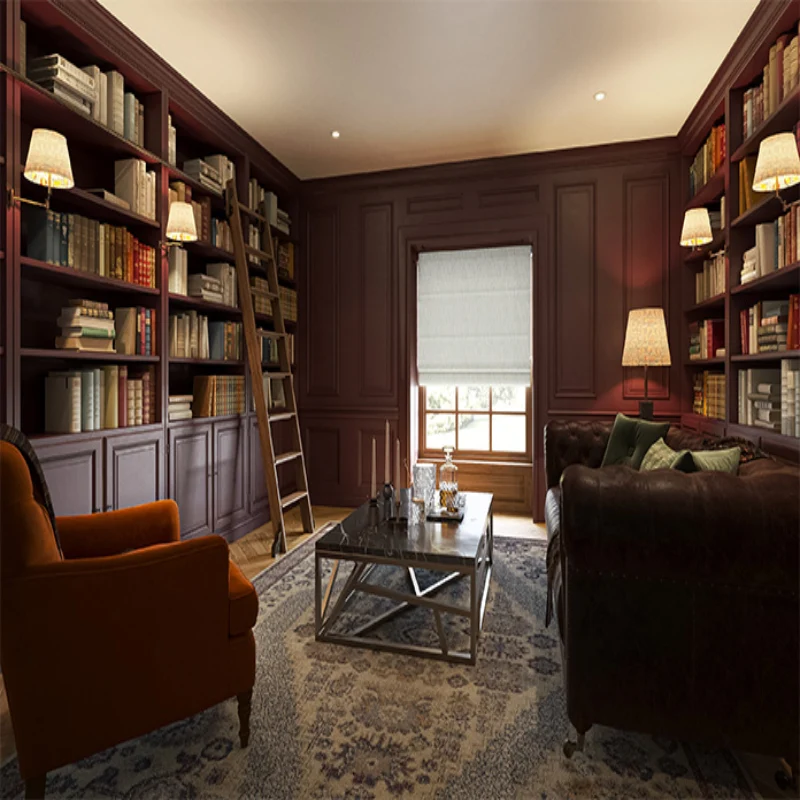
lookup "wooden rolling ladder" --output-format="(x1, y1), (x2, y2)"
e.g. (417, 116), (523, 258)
(225, 178), (314, 557)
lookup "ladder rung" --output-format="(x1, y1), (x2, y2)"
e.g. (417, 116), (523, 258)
(245, 245), (273, 262)
(244, 206), (268, 224)
(281, 490), (308, 510)
(263, 371), (292, 380)
(258, 330), (286, 339)
(275, 451), (302, 466)
(269, 412), (296, 423)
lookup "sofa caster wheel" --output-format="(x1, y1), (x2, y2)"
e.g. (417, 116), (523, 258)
(563, 733), (585, 759)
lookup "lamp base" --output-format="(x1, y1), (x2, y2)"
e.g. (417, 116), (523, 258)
(638, 400), (654, 420)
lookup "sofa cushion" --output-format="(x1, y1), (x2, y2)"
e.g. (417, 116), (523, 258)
(228, 560), (258, 636)
(601, 413), (670, 470)
(640, 437), (688, 472)
(673, 445), (741, 474)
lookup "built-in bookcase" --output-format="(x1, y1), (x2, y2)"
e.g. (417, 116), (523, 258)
(681, 3), (800, 458)
(0, 0), (301, 537)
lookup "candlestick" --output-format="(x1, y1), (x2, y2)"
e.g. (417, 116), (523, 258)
(384, 420), (390, 484)
(371, 437), (376, 497)
(395, 438), (401, 490)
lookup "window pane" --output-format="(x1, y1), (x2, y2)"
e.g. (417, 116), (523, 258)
(426, 386), (456, 410)
(492, 385), (526, 412)
(458, 413), (489, 451)
(459, 386), (490, 411)
(492, 414), (526, 452)
(426, 413), (456, 450)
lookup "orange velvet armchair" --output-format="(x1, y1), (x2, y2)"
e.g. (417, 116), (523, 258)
(0, 438), (258, 798)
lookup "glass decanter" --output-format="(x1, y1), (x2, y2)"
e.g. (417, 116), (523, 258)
(438, 446), (459, 512)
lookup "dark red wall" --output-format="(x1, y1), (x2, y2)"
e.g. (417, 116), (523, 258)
(299, 137), (684, 519)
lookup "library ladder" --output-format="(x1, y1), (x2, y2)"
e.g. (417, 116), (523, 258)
(225, 178), (314, 557)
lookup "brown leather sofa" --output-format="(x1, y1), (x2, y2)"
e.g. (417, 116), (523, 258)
(544, 420), (799, 774)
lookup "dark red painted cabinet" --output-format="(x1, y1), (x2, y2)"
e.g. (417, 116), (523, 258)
(33, 438), (104, 517)
(105, 430), (165, 512)
(168, 423), (213, 539)
(212, 418), (247, 533)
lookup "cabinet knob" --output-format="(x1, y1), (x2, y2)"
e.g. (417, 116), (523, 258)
(105, 504), (112, 512)
(92, 507), (100, 514)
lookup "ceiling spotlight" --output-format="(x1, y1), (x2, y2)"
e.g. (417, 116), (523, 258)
(331, 130), (340, 139)
(594, 91), (606, 101)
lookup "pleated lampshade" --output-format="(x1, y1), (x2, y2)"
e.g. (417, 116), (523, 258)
(679, 208), (713, 247)
(166, 201), (198, 242)
(752, 132), (800, 193)
(23, 129), (74, 189)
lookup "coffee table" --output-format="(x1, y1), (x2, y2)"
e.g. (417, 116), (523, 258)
(314, 491), (493, 664)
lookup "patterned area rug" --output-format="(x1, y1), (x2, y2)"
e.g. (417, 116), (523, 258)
(1, 536), (758, 799)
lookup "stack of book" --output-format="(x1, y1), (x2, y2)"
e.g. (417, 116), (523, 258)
(740, 299), (791, 354)
(205, 155), (235, 187)
(28, 54), (95, 117)
(183, 159), (223, 195)
(251, 276), (273, 315)
(781, 360), (800, 436)
(278, 243), (295, 281)
(44, 364), (155, 433)
(689, 122), (725, 198)
(188, 273), (224, 304)
(741, 246), (759, 285)
(207, 263), (238, 307)
(55, 300), (115, 353)
(169, 311), (209, 359)
(192, 375), (245, 417)
(115, 159), (157, 220)
(740, 368), (781, 430)
(116, 306), (156, 356)
(692, 371), (725, 420)
(688, 318), (724, 360)
(280, 287), (298, 322)
(275, 208), (291, 236)
(168, 394), (193, 422)
(24, 207), (156, 287)
(742, 29), (800, 141)
(696, 250), (726, 302)
(168, 247), (189, 295)
(209, 321), (242, 361)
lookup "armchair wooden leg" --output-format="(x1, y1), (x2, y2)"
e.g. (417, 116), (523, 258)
(25, 775), (46, 799)
(237, 689), (253, 748)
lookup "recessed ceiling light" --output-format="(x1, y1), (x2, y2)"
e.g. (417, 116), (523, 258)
(331, 130), (340, 139)
(594, 91), (606, 101)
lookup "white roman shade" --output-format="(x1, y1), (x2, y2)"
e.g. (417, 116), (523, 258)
(417, 246), (532, 386)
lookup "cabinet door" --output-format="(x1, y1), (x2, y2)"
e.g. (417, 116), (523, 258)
(169, 423), (213, 539)
(105, 430), (165, 512)
(33, 438), (103, 517)
(213, 418), (247, 533)
(248, 417), (270, 518)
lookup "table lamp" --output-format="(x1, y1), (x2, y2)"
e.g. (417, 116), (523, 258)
(752, 132), (800, 210)
(622, 308), (671, 419)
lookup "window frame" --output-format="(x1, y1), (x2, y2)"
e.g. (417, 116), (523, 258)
(418, 385), (532, 463)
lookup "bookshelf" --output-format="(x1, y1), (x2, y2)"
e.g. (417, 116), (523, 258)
(680, 2), (800, 456)
(1, 0), (301, 540)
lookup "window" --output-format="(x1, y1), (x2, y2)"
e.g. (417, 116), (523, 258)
(422, 385), (530, 458)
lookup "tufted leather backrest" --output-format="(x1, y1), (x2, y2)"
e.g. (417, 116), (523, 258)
(544, 420), (612, 489)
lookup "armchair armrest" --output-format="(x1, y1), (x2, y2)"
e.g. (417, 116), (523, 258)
(58, 500), (180, 559)
(560, 464), (799, 594)
(544, 420), (611, 489)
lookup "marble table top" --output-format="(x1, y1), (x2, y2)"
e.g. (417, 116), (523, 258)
(316, 491), (493, 566)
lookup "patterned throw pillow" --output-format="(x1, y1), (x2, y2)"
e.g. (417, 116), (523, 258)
(601, 413), (670, 470)
(640, 437), (689, 472)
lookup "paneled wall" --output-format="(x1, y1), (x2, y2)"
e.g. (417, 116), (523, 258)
(299, 138), (683, 519)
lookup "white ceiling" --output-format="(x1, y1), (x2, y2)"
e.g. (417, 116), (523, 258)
(98, 0), (759, 180)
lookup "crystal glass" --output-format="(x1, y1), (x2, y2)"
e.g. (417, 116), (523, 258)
(412, 463), (436, 512)
(438, 446), (459, 512)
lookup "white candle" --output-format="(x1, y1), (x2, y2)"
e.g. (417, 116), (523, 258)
(384, 420), (390, 484)
(371, 438), (377, 497)
(395, 438), (401, 490)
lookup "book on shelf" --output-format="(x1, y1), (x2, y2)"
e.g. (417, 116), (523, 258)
(737, 156), (759, 216)
(740, 297), (797, 354)
(168, 394), (193, 422)
(781, 360), (800, 436)
(183, 158), (223, 195)
(278, 242), (295, 280)
(689, 122), (725, 198)
(28, 54), (95, 115)
(55, 299), (116, 353)
(192, 375), (245, 417)
(252, 374), (286, 412)
(105, 70), (125, 136)
(116, 306), (156, 355)
(260, 332), (295, 364)
(83, 188), (131, 210)
(44, 365), (155, 433)
(695, 249), (726, 302)
(279, 286), (298, 322)
(122, 92), (145, 147)
(115, 159), (156, 220)
(204, 155), (235, 187)
(206, 263), (238, 307)
(168, 247), (189, 296)
(208, 321), (243, 361)
(167, 114), (177, 167)
(170, 311), (209, 359)
(692, 371), (725, 420)
(81, 65), (103, 124)
(251, 276), (273, 315)
(688, 318), (723, 360)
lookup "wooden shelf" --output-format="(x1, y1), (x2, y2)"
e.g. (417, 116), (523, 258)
(168, 413), (245, 427)
(686, 294), (726, 313)
(731, 261), (800, 295)
(20, 257), (160, 296)
(165, 165), (225, 209)
(28, 423), (163, 445)
(730, 422), (800, 449)
(684, 230), (726, 263)
(686, 163), (726, 210)
(21, 348), (159, 363)
(731, 85), (800, 163)
(3, 66), (161, 165)
(731, 351), (800, 362)
(169, 357), (244, 366)
(731, 186), (800, 228)
(184, 240), (234, 261)
(52, 187), (161, 229)
(168, 293), (242, 315)
(685, 357), (726, 366)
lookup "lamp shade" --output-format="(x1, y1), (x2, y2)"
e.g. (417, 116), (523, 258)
(752, 132), (800, 192)
(622, 308), (671, 367)
(166, 201), (198, 242)
(23, 129), (74, 189)
(679, 208), (713, 247)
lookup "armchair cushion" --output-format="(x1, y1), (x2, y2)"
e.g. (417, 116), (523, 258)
(229, 561), (258, 636)
(601, 413), (670, 470)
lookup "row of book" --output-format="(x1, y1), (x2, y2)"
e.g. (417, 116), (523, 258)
(190, 265), (238, 306)
(280, 287), (298, 323)
(169, 314), (242, 361)
(25, 208), (157, 288)
(169, 184), (233, 252)
(193, 375), (245, 417)
(45, 365), (156, 433)
(247, 181), (291, 234)
(251, 276), (273, 316)
(695, 250), (726, 303)
(261, 333), (296, 364)
(116, 159), (157, 220)
(689, 122), (725, 198)
(692, 371), (725, 420)
(742, 27), (800, 141)
(741, 201), (800, 284)
(739, 296), (800, 354)
(738, 364), (800, 437)
(688, 319), (724, 361)
(278, 242), (296, 281)
(182, 155), (236, 197)
(53, 300), (156, 356)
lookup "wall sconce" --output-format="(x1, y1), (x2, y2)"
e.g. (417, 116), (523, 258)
(8, 129), (74, 209)
(679, 207), (713, 248)
(162, 201), (198, 250)
(752, 132), (800, 210)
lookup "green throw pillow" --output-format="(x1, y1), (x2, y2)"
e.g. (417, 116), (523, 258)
(672, 446), (741, 474)
(601, 413), (670, 470)
(639, 437), (689, 472)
